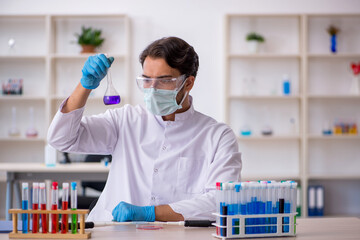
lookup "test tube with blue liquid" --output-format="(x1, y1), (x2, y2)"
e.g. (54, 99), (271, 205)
(259, 182), (266, 234)
(283, 182), (291, 233)
(22, 182), (29, 233)
(103, 56), (121, 105)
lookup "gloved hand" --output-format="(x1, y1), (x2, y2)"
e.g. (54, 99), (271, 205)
(112, 201), (155, 222)
(80, 54), (114, 89)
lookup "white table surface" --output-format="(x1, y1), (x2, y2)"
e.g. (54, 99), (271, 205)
(0, 217), (359, 240)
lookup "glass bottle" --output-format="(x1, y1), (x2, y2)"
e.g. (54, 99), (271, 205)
(103, 68), (121, 105)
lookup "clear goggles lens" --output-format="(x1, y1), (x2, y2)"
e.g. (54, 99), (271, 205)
(136, 74), (186, 91)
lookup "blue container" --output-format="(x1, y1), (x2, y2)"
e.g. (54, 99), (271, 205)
(330, 34), (337, 53)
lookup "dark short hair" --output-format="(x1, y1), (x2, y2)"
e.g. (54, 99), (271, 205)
(139, 37), (199, 78)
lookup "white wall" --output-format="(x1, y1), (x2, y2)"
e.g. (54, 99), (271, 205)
(1, 0), (360, 122)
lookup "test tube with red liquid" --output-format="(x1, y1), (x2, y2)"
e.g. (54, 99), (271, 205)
(51, 182), (59, 233)
(39, 182), (47, 233)
(32, 182), (39, 233)
(61, 183), (69, 233)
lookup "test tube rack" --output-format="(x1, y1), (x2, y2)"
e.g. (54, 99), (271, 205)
(8, 209), (91, 239)
(212, 212), (297, 239)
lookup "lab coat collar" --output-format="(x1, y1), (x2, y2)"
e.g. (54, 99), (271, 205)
(155, 95), (195, 124)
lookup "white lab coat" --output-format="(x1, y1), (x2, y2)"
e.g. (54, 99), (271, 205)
(47, 96), (242, 221)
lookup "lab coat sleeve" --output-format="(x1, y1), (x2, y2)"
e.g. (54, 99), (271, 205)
(47, 98), (119, 154)
(169, 126), (242, 220)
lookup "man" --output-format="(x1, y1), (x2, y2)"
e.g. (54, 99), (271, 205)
(48, 36), (242, 222)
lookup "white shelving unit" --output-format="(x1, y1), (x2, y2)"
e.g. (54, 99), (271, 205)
(225, 14), (360, 217)
(0, 14), (130, 167)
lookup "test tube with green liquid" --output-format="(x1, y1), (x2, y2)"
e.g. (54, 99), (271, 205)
(71, 182), (77, 234)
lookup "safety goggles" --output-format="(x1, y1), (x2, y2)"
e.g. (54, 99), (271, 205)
(136, 74), (187, 91)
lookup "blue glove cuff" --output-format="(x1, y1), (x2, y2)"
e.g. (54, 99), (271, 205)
(80, 77), (99, 89)
(144, 206), (155, 222)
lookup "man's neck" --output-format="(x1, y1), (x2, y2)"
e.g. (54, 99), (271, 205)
(161, 96), (190, 121)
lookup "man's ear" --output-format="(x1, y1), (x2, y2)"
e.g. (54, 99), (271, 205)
(185, 76), (195, 92)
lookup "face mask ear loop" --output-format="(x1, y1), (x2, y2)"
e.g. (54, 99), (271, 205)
(176, 76), (189, 109)
(177, 91), (188, 109)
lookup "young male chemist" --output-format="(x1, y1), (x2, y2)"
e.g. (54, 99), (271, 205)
(48, 37), (242, 222)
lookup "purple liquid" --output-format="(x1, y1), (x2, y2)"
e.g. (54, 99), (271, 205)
(103, 95), (121, 105)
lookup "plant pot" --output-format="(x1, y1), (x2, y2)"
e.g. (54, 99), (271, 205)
(247, 40), (259, 54)
(81, 45), (96, 53)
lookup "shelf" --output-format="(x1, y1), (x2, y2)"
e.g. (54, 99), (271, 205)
(308, 135), (360, 140)
(241, 174), (301, 181)
(238, 136), (300, 141)
(229, 53), (300, 59)
(307, 53), (360, 58)
(0, 55), (46, 60)
(0, 137), (46, 142)
(0, 96), (46, 101)
(229, 95), (301, 100)
(308, 174), (360, 180)
(308, 95), (360, 100)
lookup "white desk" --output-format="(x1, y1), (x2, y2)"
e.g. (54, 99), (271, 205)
(0, 162), (109, 220)
(1, 217), (357, 240)
(89, 217), (360, 240)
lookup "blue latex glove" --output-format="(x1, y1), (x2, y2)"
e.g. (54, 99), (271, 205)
(80, 54), (114, 89)
(112, 201), (155, 222)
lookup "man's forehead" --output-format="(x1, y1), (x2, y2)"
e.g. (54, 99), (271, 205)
(143, 57), (180, 77)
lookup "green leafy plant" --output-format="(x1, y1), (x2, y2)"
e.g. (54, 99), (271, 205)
(75, 26), (105, 47)
(327, 25), (340, 36)
(246, 32), (265, 42)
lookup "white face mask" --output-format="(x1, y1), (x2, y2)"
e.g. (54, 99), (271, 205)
(143, 87), (188, 116)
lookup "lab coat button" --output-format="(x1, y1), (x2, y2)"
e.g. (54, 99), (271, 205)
(162, 146), (167, 150)
(151, 196), (156, 201)
(154, 168), (158, 173)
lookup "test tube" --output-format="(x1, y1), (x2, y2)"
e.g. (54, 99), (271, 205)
(220, 182), (228, 237)
(39, 183), (47, 233)
(271, 182), (279, 233)
(265, 182), (272, 234)
(51, 182), (59, 233)
(61, 183), (69, 233)
(291, 181), (298, 234)
(246, 182), (255, 234)
(71, 182), (78, 234)
(278, 182), (285, 233)
(215, 182), (221, 236)
(241, 182), (249, 234)
(22, 182), (29, 234)
(234, 184), (241, 235)
(259, 181), (267, 234)
(228, 182), (237, 235)
(283, 182), (291, 233)
(32, 182), (39, 233)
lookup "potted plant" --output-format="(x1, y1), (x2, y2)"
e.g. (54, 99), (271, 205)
(74, 26), (105, 53)
(327, 25), (340, 53)
(246, 32), (265, 54)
